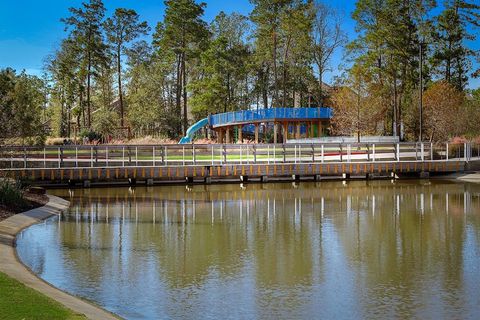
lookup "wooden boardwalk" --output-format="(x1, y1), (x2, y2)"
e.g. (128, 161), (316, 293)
(0, 142), (475, 186)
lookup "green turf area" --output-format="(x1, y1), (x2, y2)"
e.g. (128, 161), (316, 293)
(0, 272), (85, 320)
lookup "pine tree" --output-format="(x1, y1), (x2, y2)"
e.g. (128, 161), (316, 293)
(62, 0), (108, 128)
(105, 8), (149, 128)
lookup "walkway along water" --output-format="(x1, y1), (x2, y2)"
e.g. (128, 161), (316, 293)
(0, 142), (479, 187)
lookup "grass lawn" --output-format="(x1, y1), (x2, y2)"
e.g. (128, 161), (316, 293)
(0, 272), (85, 320)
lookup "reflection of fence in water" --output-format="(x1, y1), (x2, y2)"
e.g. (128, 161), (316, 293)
(63, 183), (478, 227)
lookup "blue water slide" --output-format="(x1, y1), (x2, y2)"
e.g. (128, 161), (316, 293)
(179, 118), (209, 144)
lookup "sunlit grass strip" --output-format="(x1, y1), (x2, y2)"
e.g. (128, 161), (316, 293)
(0, 272), (85, 320)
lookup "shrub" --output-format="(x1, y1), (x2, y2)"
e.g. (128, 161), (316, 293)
(79, 129), (102, 142)
(0, 180), (26, 209)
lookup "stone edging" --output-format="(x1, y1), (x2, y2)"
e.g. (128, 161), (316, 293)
(0, 194), (120, 320)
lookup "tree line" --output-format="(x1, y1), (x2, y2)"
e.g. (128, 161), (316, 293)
(1, 0), (480, 144)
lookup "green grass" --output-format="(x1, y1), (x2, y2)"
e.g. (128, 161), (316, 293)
(0, 272), (85, 320)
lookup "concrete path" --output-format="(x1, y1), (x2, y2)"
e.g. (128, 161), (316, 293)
(0, 195), (120, 320)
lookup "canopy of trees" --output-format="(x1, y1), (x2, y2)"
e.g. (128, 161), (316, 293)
(0, 0), (479, 144)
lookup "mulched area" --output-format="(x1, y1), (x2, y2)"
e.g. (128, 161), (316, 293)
(0, 192), (48, 222)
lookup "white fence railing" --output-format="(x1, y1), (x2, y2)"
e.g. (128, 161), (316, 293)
(0, 142), (476, 169)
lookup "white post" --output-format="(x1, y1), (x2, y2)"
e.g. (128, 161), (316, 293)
(192, 145), (195, 165)
(446, 143), (449, 161)
(299, 145), (302, 163)
(58, 147), (61, 168)
(294, 145), (297, 164)
(91, 146), (94, 167)
(396, 143), (400, 162)
(240, 145), (242, 164)
(122, 147), (125, 167)
(43, 148), (46, 168)
(372, 144), (376, 162)
(421, 143), (424, 161)
(182, 146), (185, 166)
(153, 146), (156, 166)
(321, 144), (324, 163)
(211, 145), (214, 165)
(464, 142), (467, 161)
(75, 147), (78, 167)
(135, 146), (138, 166)
(273, 145), (276, 164)
(106, 146), (109, 167)
(347, 144), (351, 162)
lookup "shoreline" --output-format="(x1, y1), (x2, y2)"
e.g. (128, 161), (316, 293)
(0, 194), (119, 320)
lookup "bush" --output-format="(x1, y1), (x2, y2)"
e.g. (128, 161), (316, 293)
(0, 180), (26, 209)
(79, 129), (102, 142)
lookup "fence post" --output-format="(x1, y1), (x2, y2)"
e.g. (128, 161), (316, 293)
(372, 144), (376, 162)
(283, 144), (286, 163)
(75, 147), (78, 167)
(339, 144), (343, 162)
(273, 145), (276, 164)
(211, 145), (214, 165)
(192, 145), (196, 165)
(90, 146), (94, 167)
(321, 144), (324, 163)
(396, 143), (400, 162)
(311, 144), (315, 163)
(223, 145), (227, 164)
(43, 148), (46, 168)
(253, 144), (257, 163)
(182, 146), (185, 166)
(23, 147), (27, 168)
(294, 145), (297, 164)
(446, 143), (449, 161)
(165, 146), (168, 165)
(133, 147), (137, 166)
(58, 147), (62, 168)
(153, 146), (156, 166)
(464, 142), (467, 161)
(431, 142), (433, 161)
(421, 143), (424, 161)
(122, 147), (125, 166)
(106, 146), (109, 167)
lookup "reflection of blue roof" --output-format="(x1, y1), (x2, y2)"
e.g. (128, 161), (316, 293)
(209, 107), (332, 128)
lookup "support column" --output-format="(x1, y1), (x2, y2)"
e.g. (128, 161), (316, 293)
(273, 122), (278, 144)
(237, 125), (243, 143)
(254, 124), (259, 144)
(310, 121), (314, 137)
(218, 128), (224, 144)
(226, 126), (231, 144)
(318, 120), (322, 137)
(283, 122), (288, 143)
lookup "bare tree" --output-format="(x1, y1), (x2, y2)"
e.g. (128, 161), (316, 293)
(312, 2), (347, 106)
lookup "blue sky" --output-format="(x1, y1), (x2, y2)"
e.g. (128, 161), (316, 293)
(0, 0), (478, 88)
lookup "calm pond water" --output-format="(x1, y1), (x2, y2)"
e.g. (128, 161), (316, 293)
(17, 180), (480, 319)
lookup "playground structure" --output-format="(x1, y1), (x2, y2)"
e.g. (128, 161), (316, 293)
(179, 107), (333, 144)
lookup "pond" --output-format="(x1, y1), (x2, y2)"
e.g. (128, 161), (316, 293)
(17, 180), (480, 319)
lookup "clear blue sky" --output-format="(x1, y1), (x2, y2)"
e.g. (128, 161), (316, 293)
(0, 0), (478, 88)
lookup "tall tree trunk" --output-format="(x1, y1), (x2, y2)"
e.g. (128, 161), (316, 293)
(272, 31), (279, 108)
(262, 65), (269, 109)
(182, 53), (188, 136)
(117, 44), (124, 127)
(176, 55), (182, 135)
(87, 51), (92, 128)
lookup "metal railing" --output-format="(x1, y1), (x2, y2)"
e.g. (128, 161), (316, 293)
(0, 142), (475, 169)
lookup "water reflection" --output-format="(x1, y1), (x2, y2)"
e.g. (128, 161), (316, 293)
(17, 181), (480, 319)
